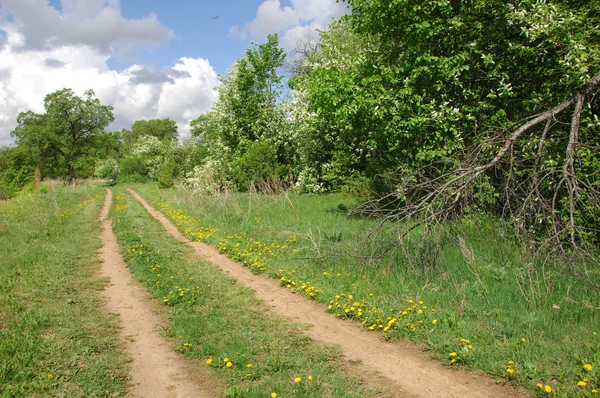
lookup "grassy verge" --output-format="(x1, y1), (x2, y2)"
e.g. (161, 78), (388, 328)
(110, 186), (379, 397)
(0, 184), (128, 397)
(133, 183), (600, 397)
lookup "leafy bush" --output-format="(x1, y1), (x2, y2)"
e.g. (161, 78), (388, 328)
(230, 139), (282, 191)
(94, 158), (119, 184)
(157, 161), (176, 189)
(118, 156), (148, 183)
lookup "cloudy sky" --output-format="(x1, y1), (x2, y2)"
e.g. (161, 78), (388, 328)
(0, 0), (349, 146)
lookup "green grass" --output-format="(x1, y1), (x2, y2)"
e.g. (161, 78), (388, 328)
(0, 184), (129, 397)
(110, 186), (380, 397)
(132, 183), (600, 397)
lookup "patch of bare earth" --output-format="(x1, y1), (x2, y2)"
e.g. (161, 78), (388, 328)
(98, 189), (212, 398)
(128, 188), (531, 398)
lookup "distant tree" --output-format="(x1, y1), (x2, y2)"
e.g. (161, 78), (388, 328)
(130, 119), (178, 143)
(11, 88), (114, 181)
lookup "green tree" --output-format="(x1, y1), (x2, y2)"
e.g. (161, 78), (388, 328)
(189, 34), (290, 191)
(129, 119), (178, 143)
(11, 88), (114, 181)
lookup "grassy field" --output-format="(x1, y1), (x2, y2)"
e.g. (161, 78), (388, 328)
(0, 184), (129, 397)
(133, 183), (600, 397)
(110, 186), (381, 397)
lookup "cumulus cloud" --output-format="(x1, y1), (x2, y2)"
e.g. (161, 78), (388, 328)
(0, 1), (219, 146)
(230, 0), (349, 50)
(0, 0), (175, 54)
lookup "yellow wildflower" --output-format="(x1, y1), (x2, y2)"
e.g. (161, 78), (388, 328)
(271, 394), (277, 398)
(226, 362), (233, 368)
(432, 319), (438, 325)
(584, 363), (593, 371)
(506, 369), (515, 374)
(578, 381), (587, 387)
(545, 385), (552, 393)
(449, 352), (458, 358)
(295, 377), (301, 383)
(206, 358), (213, 365)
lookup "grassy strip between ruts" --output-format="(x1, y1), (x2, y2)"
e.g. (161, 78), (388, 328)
(0, 184), (128, 397)
(132, 183), (600, 398)
(111, 186), (381, 397)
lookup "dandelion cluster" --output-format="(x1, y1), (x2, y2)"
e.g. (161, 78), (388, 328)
(327, 296), (437, 338)
(278, 269), (324, 299)
(159, 202), (218, 241)
(219, 234), (296, 275)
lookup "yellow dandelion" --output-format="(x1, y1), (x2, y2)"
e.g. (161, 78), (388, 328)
(545, 385), (552, 393)
(223, 357), (229, 362)
(578, 381), (587, 387)
(271, 393), (277, 398)
(432, 319), (438, 325)
(536, 384), (543, 389)
(206, 358), (213, 365)
(47, 374), (53, 379)
(508, 361), (514, 365)
(226, 362), (233, 368)
(449, 352), (457, 358)
(308, 375), (313, 380)
(521, 338), (526, 343)
(295, 377), (301, 383)
(247, 363), (253, 368)
(584, 363), (593, 371)
(506, 369), (515, 374)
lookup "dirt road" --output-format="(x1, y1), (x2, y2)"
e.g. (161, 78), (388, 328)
(99, 189), (212, 398)
(129, 188), (530, 398)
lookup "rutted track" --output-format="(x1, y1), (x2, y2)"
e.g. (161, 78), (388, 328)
(128, 188), (530, 398)
(99, 189), (212, 398)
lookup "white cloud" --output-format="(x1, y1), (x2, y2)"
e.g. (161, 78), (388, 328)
(247, 0), (299, 40)
(0, 1), (219, 146)
(230, 0), (349, 50)
(0, 0), (175, 54)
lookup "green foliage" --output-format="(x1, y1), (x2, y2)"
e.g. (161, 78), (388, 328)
(122, 119), (178, 146)
(94, 158), (119, 184)
(118, 156), (147, 183)
(10, 88), (114, 181)
(230, 139), (282, 190)
(157, 160), (176, 189)
(188, 34), (291, 192)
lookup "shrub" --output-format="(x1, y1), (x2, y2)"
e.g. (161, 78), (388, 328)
(157, 160), (176, 189)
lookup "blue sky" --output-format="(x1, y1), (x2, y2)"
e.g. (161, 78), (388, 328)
(53, 0), (266, 76)
(0, 0), (349, 145)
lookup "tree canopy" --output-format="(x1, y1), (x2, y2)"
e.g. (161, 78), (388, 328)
(11, 88), (114, 181)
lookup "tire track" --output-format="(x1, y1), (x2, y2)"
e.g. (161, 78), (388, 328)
(99, 189), (212, 398)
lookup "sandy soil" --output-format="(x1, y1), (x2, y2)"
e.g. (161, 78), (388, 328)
(128, 188), (531, 398)
(98, 189), (212, 398)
